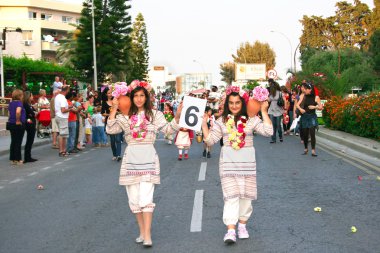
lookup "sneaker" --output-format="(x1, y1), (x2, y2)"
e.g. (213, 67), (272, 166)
(178, 154), (182, 161)
(168, 140), (172, 145)
(112, 156), (117, 161)
(116, 156), (122, 162)
(184, 154), (189, 159)
(207, 152), (211, 158)
(223, 230), (236, 244)
(238, 225), (249, 239)
(202, 150), (206, 158)
(295, 133), (299, 136)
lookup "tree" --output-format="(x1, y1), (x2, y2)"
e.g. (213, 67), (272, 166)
(369, 29), (380, 73)
(74, 0), (132, 83)
(56, 28), (78, 68)
(219, 62), (235, 85)
(232, 41), (276, 70)
(300, 1), (373, 52)
(129, 13), (149, 82)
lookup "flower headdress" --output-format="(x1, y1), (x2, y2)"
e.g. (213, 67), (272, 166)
(110, 80), (152, 99)
(127, 80), (152, 94)
(225, 86), (249, 104)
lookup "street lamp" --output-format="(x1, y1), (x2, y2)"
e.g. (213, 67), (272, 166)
(271, 30), (293, 73)
(91, 0), (98, 91)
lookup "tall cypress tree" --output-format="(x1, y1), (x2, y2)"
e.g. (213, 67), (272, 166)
(129, 13), (149, 82)
(74, 0), (132, 83)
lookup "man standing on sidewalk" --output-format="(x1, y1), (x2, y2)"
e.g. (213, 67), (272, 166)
(50, 90), (60, 149)
(54, 86), (71, 157)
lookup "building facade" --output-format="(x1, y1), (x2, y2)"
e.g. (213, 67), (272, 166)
(0, 0), (82, 62)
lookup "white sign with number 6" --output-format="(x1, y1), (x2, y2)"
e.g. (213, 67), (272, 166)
(179, 96), (207, 131)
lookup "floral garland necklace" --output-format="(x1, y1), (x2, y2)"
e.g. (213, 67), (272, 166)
(226, 114), (247, 150)
(164, 110), (174, 122)
(130, 111), (148, 140)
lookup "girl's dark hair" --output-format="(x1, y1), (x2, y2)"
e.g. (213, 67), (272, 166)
(164, 102), (173, 112)
(222, 92), (247, 124)
(129, 86), (153, 121)
(302, 82), (316, 96)
(102, 87), (110, 102)
(23, 91), (32, 104)
(269, 82), (281, 97)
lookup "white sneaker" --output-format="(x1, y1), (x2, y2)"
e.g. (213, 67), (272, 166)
(223, 230), (236, 244)
(238, 225), (249, 239)
(112, 157), (117, 161)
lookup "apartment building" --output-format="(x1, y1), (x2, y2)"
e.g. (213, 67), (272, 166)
(0, 0), (82, 62)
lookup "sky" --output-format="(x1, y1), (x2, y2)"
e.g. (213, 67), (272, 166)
(59, 0), (375, 85)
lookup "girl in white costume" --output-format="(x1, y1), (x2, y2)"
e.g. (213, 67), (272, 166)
(106, 81), (181, 247)
(202, 86), (273, 244)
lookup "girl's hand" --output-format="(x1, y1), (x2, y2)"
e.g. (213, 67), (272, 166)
(300, 108), (306, 114)
(308, 105), (315, 110)
(260, 101), (269, 112)
(112, 98), (119, 108)
(175, 102), (183, 118)
(202, 113), (208, 126)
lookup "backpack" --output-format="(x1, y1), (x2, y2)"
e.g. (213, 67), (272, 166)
(277, 92), (285, 107)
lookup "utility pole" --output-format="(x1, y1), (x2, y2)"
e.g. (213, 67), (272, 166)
(91, 0), (98, 91)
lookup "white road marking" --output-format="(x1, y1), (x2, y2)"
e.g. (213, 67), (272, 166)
(198, 162), (207, 181)
(64, 158), (72, 161)
(28, 172), (38, 177)
(41, 166), (51, 171)
(9, 178), (23, 184)
(190, 189), (204, 232)
(54, 162), (63, 165)
(74, 154), (80, 157)
(0, 186), (4, 190)
(83, 151), (89, 154)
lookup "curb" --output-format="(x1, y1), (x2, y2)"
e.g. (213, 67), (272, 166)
(0, 139), (51, 157)
(316, 131), (380, 158)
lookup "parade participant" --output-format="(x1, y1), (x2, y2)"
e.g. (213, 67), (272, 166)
(296, 82), (323, 156)
(202, 106), (214, 158)
(174, 127), (193, 160)
(201, 86), (272, 244)
(106, 80), (181, 247)
(102, 88), (122, 161)
(84, 112), (93, 146)
(163, 102), (174, 144)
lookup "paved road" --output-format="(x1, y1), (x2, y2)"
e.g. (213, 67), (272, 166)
(0, 134), (379, 253)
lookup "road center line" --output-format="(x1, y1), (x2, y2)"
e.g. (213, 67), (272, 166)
(9, 178), (23, 184)
(41, 166), (51, 171)
(28, 172), (38, 177)
(190, 189), (204, 232)
(198, 162), (207, 181)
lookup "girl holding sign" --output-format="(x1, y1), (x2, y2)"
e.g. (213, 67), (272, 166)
(106, 80), (181, 248)
(202, 86), (272, 244)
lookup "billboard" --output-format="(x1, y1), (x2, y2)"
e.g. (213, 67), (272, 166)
(235, 63), (266, 80)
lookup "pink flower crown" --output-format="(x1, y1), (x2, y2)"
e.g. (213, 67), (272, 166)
(111, 80), (152, 99)
(225, 86), (249, 104)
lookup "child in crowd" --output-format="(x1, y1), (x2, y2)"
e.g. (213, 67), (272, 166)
(92, 106), (108, 147)
(203, 106), (214, 158)
(163, 102), (175, 144)
(84, 112), (92, 146)
(175, 127), (194, 160)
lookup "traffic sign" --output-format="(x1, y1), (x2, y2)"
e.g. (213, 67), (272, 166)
(267, 69), (277, 79)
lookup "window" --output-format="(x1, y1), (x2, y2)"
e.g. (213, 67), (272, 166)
(62, 16), (73, 23)
(28, 11), (37, 20)
(76, 19), (80, 25)
(22, 31), (33, 41)
(41, 13), (52, 21)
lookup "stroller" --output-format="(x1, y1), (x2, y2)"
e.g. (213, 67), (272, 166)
(36, 110), (52, 138)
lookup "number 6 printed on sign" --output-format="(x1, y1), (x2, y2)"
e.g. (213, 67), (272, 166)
(179, 96), (207, 131)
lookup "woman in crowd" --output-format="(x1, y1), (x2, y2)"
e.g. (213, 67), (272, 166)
(36, 89), (50, 135)
(268, 81), (284, 143)
(106, 81), (181, 248)
(23, 91), (38, 163)
(296, 82), (323, 156)
(102, 88), (122, 160)
(202, 86), (272, 244)
(8, 89), (26, 165)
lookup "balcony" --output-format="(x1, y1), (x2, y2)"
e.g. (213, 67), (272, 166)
(41, 41), (60, 51)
